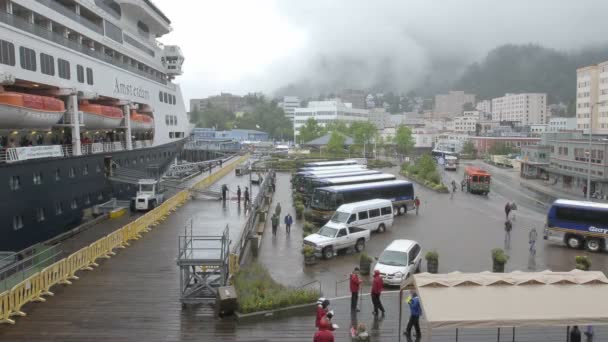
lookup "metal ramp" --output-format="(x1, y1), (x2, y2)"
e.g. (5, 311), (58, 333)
(177, 222), (230, 306)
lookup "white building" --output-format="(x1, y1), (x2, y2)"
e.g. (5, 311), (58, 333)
(476, 100), (492, 116)
(435, 133), (470, 152)
(530, 124), (548, 134)
(425, 118), (454, 131)
(576, 61), (608, 134)
(369, 108), (388, 129)
(293, 100), (369, 138)
(281, 96), (300, 121)
(454, 111), (480, 134)
(412, 127), (437, 148)
(491, 93), (548, 125)
(434, 91), (476, 118)
(548, 117), (577, 132)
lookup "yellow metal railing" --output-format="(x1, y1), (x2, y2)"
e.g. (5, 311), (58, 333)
(0, 154), (248, 325)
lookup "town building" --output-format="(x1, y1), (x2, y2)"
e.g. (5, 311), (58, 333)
(412, 127), (437, 149)
(369, 108), (388, 129)
(281, 96), (300, 121)
(435, 133), (470, 153)
(454, 111), (480, 134)
(469, 136), (540, 154)
(491, 93), (548, 125)
(434, 91), (476, 118)
(548, 117), (578, 132)
(192, 128), (269, 142)
(425, 118), (454, 131)
(339, 89), (367, 109)
(190, 93), (246, 113)
(476, 100), (492, 116)
(576, 61), (608, 134)
(293, 99), (369, 138)
(530, 124), (548, 135)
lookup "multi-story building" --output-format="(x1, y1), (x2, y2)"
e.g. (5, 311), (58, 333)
(340, 89), (367, 109)
(576, 61), (608, 133)
(281, 96), (300, 121)
(530, 124), (548, 134)
(293, 100), (369, 138)
(491, 93), (547, 125)
(476, 100), (492, 116)
(369, 108), (387, 129)
(434, 91), (476, 118)
(548, 117), (577, 132)
(469, 136), (540, 154)
(435, 133), (470, 153)
(190, 93), (246, 113)
(454, 111), (480, 134)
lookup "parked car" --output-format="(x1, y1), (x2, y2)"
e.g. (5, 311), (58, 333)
(303, 223), (371, 259)
(373, 239), (422, 286)
(329, 199), (393, 233)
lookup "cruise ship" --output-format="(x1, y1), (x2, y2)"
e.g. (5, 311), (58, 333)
(0, 0), (190, 251)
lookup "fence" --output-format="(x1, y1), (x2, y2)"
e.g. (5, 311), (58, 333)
(0, 154), (248, 325)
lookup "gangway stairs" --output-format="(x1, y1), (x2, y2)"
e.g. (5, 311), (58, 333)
(177, 222), (230, 306)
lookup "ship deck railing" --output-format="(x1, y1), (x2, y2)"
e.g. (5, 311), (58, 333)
(0, 140), (153, 163)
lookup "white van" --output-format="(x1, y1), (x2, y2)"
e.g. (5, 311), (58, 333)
(373, 239), (422, 286)
(328, 199), (394, 233)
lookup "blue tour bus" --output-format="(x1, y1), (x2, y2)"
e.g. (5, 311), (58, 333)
(292, 165), (366, 189)
(303, 160), (360, 168)
(309, 180), (415, 223)
(298, 169), (382, 195)
(304, 173), (397, 199)
(545, 199), (608, 252)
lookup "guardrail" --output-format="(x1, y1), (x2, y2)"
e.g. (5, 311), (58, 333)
(0, 154), (249, 325)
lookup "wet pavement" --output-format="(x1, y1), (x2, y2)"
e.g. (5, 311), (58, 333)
(257, 162), (608, 298)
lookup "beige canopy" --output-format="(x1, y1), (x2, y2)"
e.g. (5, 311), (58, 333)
(410, 270), (608, 329)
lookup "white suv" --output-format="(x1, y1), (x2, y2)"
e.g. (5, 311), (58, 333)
(373, 239), (422, 286)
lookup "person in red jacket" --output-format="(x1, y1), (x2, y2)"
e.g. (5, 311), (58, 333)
(315, 299), (330, 328)
(371, 270), (385, 316)
(350, 267), (362, 312)
(314, 320), (335, 342)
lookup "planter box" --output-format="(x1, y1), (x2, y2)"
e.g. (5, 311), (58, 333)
(492, 262), (505, 273)
(304, 255), (318, 265)
(426, 259), (438, 274)
(235, 302), (318, 323)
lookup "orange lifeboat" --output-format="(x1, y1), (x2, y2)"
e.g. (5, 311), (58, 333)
(130, 110), (154, 131)
(0, 92), (64, 128)
(80, 101), (124, 129)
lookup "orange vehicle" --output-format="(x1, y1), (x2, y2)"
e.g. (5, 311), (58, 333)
(464, 166), (491, 195)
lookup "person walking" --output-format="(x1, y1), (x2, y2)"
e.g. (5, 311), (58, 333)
(271, 214), (279, 236)
(571, 326), (582, 342)
(315, 299), (330, 328)
(504, 202), (512, 220)
(414, 196), (420, 215)
(529, 227), (538, 254)
(244, 187), (250, 207)
(221, 184), (228, 202)
(284, 213), (293, 234)
(219, 159), (223, 167)
(585, 325), (594, 342)
(275, 202), (282, 218)
(350, 267), (362, 312)
(583, 185), (588, 198)
(313, 323), (334, 342)
(237, 186), (241, 203)
(404, 290), (422, 339)
(371, 270), (385, 316)
(461, 179), (466, 192)
(451, 180), (457, 192)
(504, 219), (512, 249)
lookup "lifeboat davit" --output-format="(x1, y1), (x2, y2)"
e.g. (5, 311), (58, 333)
(130, 110), (154, 131)
(80, 101), (124, 129)
(0, 92), (64, 128)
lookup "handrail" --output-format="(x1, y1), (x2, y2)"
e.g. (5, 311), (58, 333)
(297, 279), (322, 295)
(335, 277), (350, 297)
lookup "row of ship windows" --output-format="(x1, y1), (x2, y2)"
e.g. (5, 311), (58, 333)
(159, 91), (176, 105)
(13, 192), (109, 231)
(9, 164), (102, 190)
(1, 40), (94, 85)
(165, 115), (178, 126)
(112, 150), (177, 168)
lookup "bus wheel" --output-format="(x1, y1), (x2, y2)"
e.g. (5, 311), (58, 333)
(585, 238), (602, 252)
(566, 235), (583, 249)
(400, 206), (407, 215)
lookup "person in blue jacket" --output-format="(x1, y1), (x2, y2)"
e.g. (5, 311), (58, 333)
(404, 290), (422, 340)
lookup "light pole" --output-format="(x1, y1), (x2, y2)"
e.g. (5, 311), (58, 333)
(587, 101), (607, 200)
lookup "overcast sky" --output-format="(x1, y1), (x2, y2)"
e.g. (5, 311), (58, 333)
(155, 0), (608, 102)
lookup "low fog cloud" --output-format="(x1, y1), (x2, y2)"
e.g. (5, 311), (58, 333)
(265, 0), (608, 97)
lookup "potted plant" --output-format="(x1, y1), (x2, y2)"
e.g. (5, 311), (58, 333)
(295, 202), (305, 219)
(359, 252), (373, 275)
(425, 251), (439, 274)
(575, 256), (591, 271)
(301, 245), (317, 265)
(492, 248), (508, 272)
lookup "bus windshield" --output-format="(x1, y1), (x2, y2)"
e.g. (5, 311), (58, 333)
(313, 190), (335, 210)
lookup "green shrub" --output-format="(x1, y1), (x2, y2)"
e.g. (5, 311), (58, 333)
(425, 250), (439, 262)
(492, 248), (509, 264)
(295, 203), (305, 219)
(426, 171), (441, 184)
(575, 255), (591, 270)
(301, 245), (315, 257)
(233, 262), (320, 314)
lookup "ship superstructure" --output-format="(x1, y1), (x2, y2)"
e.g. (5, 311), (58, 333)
(0, 0), (189, 250)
